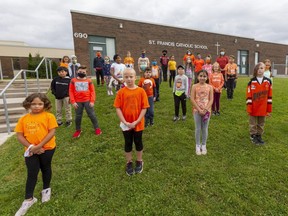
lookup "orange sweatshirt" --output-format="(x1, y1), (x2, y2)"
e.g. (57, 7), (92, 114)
(69, 78), (96, 104)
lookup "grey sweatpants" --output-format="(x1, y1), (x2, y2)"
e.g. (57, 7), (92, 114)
(193, 112), (210, 146)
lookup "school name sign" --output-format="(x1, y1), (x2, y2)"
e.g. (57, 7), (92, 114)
(148, 40), (208, 50)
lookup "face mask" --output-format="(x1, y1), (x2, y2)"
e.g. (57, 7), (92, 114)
(188, 52), (191, 55)
(141, 53), (145, 58)
(163, 53), (166, 56)
(187, 59), (191, 63)
(220, 52), (225, 56)
(72, 59), (77, 64)
(77, 73), (86, 78)
(97, 54), (101, 57)
(152, 61), (157, 66)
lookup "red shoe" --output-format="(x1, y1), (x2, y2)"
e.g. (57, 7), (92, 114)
(72, 130), (82, 138)
(95, 128), (102, 135)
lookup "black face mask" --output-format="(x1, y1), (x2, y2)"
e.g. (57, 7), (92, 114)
(77, 73), (86, 78)
(163, 53), (166, 56)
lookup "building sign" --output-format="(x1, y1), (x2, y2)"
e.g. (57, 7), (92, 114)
(149, 40), (208, 50)
(74, 32), (88, 38)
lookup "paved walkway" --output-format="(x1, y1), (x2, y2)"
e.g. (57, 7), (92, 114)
(0, 132), (15, 146)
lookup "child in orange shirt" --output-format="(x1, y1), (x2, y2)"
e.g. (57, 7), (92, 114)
(224, 55), (238, 99)
(138, 67), (156, 127)
(59, 55), (70, 68)
(209, 62), (224, 115)
(114, 68), (149, 176)
(246, 62), (272, 145)
(14, 93), (58, 216)
(123, 51), (135, 68)
(69, 65), (102, 138)
(194, 53), (205, 83)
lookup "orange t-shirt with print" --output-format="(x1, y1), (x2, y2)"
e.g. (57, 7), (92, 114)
(114, 87), (149, 131)
(14, 112), (58, 150)
(138, 77), (156, 97)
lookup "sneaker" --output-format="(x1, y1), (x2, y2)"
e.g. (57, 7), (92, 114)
(65, 121), (72, 127)
(95, 128), (102, 135)
(15, 197), (37, 216)
(212, 111), (216, 116)
(41, 188), (51, 203)
(256, 135), (265, 145)
(72, 130), (82, 138)
(216, 111), (220, 116)
(173, 116), (180, 121)
(135, 160), (144, 174)
(150, 119), (154, 126)
(201, 145), (207, 155)
(110, 90), (114, 96)
(57, 122), (63, 126)
(107, 90), (110, 95)
(182, 115), (187, 121)
(196, 145), (201, 155)
(126, 162), (134, 176)
(250, 134), (259, 144)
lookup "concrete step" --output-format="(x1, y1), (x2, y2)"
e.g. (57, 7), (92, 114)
(0, 113), (24, 124)
(0, 122), (16, 133)
(0, 91), (48, 98)
(0, 107), (26, 116)
(0, 88), (49, 94)
(0, 98), (26, 109)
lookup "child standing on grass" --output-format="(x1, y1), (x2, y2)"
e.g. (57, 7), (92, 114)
(264, 59), (273, 82)
(209, 62), (224, 116)
(168, 55), (177, 88)
(114, 68), (149, 176)
(69, 65), (102, 138)
(173, 65), (189, 121)
(190, 70), (213, 155)
(246, 62), (272, 145)
(124, 51), (135, 68)
(224, 55), (238, 100)
(185, 57), (194, 97)
(14, 93), (58, 216)
(151, 58), (161, 101)
(110, 54), (126, 93)
(50, 66), (72, 127)
(103, 56), (112, 96)
(138, 67), (156, 127)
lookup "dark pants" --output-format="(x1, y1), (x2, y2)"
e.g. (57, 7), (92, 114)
(96, 69), (104, 85)
(174, 93), (187, 117)
(123, 130), (143, 152)
(25, 148), (55, 199)
(226, 79), (235, 99)
(154, 78), (160, 100)
(75, 102), (99, 130)
(212, 92), (221, 112)
(145, 96), (154, 123)
(162, 65), (168, 81)
(169, 70), (176, 87)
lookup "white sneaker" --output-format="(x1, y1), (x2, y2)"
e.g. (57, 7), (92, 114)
(201, 145), (207, 155)
(196, 145), (201, 155)
(107, 90), (110, 95)
(41, 188), (51, 203)
(110, 90), (114, 95)
(15, 197), (37, 216)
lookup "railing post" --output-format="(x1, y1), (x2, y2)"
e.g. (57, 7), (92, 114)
(23, 70), (28, 97)
(2, 93), (11, 134)
(36, 69), (40, 93)
(49, 59), (53, 79)
(45, 58), (49, 79)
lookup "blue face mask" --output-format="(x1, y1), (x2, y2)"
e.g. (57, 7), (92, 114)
(141, 53), (145, 58)
(152, 61), (157, 66)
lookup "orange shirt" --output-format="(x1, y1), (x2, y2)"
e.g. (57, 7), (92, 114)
(224, 63), (238, 75)
(151, 65), (160, 79)
(209, 72), (224, 93)
(14, 112), (58, 150)
(183, 54), (195, 64)
(138, 77), (156, 97)
(114, 87), (149, 131)
(193, 84), (212, 113)
(60, 62), (69, 68)
(124, 57), (135, 66)
(194, 59), (205, 72)
(69, 78), (96, 104)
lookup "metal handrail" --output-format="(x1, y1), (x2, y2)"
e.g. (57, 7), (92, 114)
(0, 57), (52, 134)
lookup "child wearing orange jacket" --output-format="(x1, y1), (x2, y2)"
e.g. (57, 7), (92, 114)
(246, 62), (272, 145)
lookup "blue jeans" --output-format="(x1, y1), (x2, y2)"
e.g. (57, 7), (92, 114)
(145, 96), (154, 121)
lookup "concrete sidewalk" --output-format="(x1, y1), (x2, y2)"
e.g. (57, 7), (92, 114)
(0, 132), (15, 146)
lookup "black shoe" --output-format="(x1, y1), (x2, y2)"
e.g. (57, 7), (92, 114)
(150, 119), (154, 126)
(216, 111), (220, 116)
(135, 161), (143, 174)
(65, 121), (72, 127)
(256, 135), (265, 144)
(57, 122), (63, 126)
(212, 111), (216, 116)
(145, 119), (149, 128)
(126, 162), (134, 176)
(250, 135), (259, 144)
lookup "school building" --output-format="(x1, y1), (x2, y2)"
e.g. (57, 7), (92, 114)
(71, 10), (288, 76)
(0, 41), (74, 79)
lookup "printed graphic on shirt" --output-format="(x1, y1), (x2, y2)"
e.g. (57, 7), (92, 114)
(75, 82), (89, 91)
(151, 66), (159, 77)
(142, 79), (153, 90)
(176, 78), (183, 88)
(25, 121), (40, 135)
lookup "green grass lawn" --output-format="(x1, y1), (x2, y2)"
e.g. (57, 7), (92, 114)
(1, 77), (288, 215)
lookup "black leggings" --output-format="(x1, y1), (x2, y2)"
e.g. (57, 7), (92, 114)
(25, 148), (55, 199)
(123, 130), (143, 152)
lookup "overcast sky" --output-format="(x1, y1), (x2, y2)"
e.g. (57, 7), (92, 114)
(1, 0), (287, 49)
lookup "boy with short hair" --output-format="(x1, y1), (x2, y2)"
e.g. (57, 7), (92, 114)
(224, 55), (238, 99)
(50, 66), (72, 127)
(114, 68), (149, 176)
(138, 67), (156, 127)
(69, 66), (102, 138)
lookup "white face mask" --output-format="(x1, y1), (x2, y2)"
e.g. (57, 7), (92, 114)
(220, 52), (225, 56)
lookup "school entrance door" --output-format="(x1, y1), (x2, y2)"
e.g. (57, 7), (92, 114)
(237, 50), (249, 75)
(88, 36), (115, 76)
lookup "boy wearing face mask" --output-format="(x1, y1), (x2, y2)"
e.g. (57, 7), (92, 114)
(93, 51), (105, 86)
(151, 58), (162, 101)
(69, 66), (102, 138)
(68, 55), (81, 78)
(138, 49), (150, 78)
